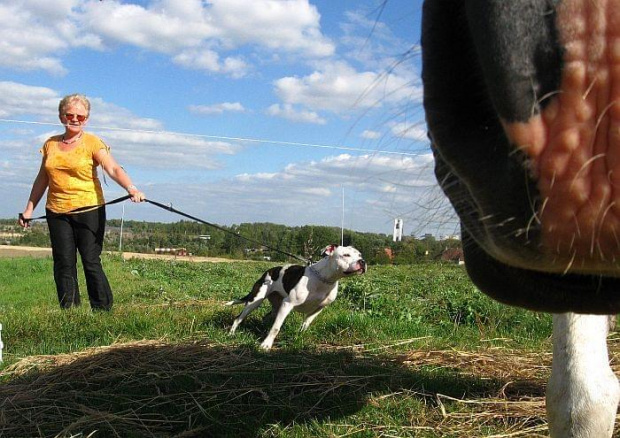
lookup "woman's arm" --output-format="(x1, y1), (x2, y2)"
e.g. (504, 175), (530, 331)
(94, 148), (145, 202)
(19, 159), (49, 227)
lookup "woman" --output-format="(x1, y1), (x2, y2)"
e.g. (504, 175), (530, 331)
(19, 93), (145, 311)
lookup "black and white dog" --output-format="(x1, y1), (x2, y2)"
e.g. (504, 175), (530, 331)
(227, 244), (366, 350)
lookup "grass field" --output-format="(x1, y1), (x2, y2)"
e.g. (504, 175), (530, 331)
(0, 254), (616, 437)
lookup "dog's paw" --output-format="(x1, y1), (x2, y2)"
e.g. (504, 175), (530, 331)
(259, 340), (273, 350)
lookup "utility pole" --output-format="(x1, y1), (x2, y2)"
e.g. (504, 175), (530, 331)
(341, 186), (344, 245)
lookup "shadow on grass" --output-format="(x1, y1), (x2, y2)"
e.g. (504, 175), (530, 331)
(0, 340), (544, 438)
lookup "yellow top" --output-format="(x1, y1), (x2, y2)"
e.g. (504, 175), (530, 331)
(42, 132), (109, 214)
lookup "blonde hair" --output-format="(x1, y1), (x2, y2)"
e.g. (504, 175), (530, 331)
(58, 94), (91, 115)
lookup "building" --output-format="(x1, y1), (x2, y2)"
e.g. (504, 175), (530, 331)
(393, 218), (403, 242)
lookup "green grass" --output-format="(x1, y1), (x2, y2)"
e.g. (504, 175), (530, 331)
(0, 256), (552, 359)
(0, 255), (555, 437)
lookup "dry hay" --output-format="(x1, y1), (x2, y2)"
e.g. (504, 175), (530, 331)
(386, 336), (620, 437)
(1, 338), (620, 437)
(0, 340), (387, 437)
(393, 347), (551, 437)
(2, 340), (168, 375)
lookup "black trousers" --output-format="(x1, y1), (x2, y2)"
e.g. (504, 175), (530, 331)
(46, 207), (113, 310)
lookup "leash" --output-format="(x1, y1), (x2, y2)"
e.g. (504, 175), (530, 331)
(19, 195), (310, 264)
(19, 195), (132, 223)
(144, 199), (310, 264)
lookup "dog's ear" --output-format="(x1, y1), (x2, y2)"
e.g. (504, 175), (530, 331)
(321, 244), (338, 257)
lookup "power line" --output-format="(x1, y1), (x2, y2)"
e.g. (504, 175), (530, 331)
(0, 118), (429, 158)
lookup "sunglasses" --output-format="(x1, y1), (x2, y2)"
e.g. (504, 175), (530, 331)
(64, 113), (87, 122)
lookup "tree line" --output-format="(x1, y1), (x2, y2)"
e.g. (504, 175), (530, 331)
(0, 218), (461, 265)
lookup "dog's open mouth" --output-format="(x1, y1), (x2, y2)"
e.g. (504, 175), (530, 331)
(345, 262), (367, 276)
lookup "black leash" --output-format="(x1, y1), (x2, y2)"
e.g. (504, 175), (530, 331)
(19, 195), (310, 264)
(144, 198), (310, 264)
(19, 195), (132, 223)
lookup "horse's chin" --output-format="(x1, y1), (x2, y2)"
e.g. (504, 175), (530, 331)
(461, 228), (620, 314)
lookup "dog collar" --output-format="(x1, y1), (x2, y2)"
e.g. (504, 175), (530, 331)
(308, 265), (337, 285)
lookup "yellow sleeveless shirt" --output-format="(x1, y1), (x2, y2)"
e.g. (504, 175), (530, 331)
(42, 132), (109, 214)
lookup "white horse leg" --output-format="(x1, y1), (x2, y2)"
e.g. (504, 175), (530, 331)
(546, 313), (620, 437)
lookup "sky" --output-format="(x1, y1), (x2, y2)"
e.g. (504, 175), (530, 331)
(0, 0), (458, 238)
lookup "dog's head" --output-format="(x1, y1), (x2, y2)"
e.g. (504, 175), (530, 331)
(321, 244), (366, 277)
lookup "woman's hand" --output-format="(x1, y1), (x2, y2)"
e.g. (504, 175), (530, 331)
(18, 212), (32, 228)
(127, 186), (145, 202)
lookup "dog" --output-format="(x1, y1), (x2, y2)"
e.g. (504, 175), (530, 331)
(227, 244), (366, 350)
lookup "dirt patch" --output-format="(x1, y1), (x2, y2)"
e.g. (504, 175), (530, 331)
(0, 245), (240, 263)
(0, 245), (52, 258)
(120, 251), (240, 263)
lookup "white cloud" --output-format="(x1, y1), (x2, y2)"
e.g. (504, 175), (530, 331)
(189, 102), (246, 116)
(91, 129), (240, 170)
(300, 187), (332, 197)
(173, 50), (226, 73)
(390, 122), (427, 141)
(208, 0), (334, 57)
(237, 172), (278, 182)
(221, 56), (251, 79)
(0, 1), (102, 76)
(83, 0), (335, 57)
(0, 0), (332, 78)
(0, 82), (60, 118)
(266, 104), (326, 125)
(173, 151), (444, 232)
(234, 153), (436, 194)
(265, 5), (422, 123)
(273, 61), (421, 114)
(361, 130), (381, 140)
(339, 8), (420, 74)
(87, 98), (164, 131)
(83, 1), (215, 52)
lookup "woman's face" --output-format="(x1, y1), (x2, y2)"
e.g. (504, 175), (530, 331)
(59, 101), (89, 134)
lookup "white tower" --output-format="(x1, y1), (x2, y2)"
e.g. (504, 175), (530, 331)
(393, 218), (403, 242)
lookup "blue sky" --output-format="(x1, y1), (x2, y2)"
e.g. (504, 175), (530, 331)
(0, 0), (457, 237)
